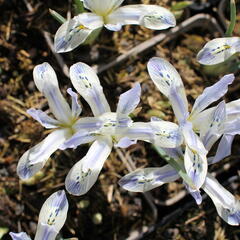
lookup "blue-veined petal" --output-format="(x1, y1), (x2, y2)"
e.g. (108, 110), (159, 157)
(33, 63), (72, 123)
(169, 86), (189, 124)
(184, 146), (208, 190)
(125, 121), (183, 148)
(202, 174), (240, 226)
(162, 147), (184, 160)
(73, 117), (103, 131)
(116, 83), (141, 116)
(181, 121), (207, 155)
(59, 130), (97, 150)
(35, 190), (69, 239)
(201, 101), (226, 151)
(147, 58), (188, 107)
(119, 164), (179, 192)
(115, 137), (137, 148)
(10, 232), (31, 240)
(17, 129), (70, 179)
(197, 37), (240, 65)
(67, 88), (82, 118)
(192, 99), (240, 133)
(27, 108), (60, 129)
(190, 74), (234, 119)
(54, 14), (103, 53)
(105, 5), (175, 31)
(70, 62), (110, 116)
(184, 182), (202, 205)
(208, 134), (234, 165)
(224, 119), (240, 135)
(65, 138), (112, 196)
(82, 0), (124, 16)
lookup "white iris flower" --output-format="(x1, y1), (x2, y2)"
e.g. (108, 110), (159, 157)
(10, 190), (69, 240)
(17, 62), (83, 180)
(119, 100), (240, 225)
(60, 62), (183, 196)
(147, 57), (235, 189)
(54, 0), (176, 52)
(197, 37), (240, 65)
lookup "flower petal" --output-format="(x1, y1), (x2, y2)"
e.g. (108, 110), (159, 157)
(147, 58), (188, 106)
(82, 0), (124, 16)
(10, 232), (31, 240)
(33, 63), (72, 123)
(70, 62), (110, 116)
(202, 174), (240, 225)
(106, 5), (176, 31)
(184, 146), (208, 190)
(125, 121), (183, 148)
(115, 137), (137, 148)
(208, 134), (234, 165)
(73, 117), (103, 131)
(17, 129), (69, 179)
(54, 15), (97, 53)
(59, 130), (97, 150)
(190, 74), (234, 119)
(65, 138), (112, 196)
(169, 86), (189, 124)
(27, 108), (60, 129)
(197, 37), (240, 65)
(35, 190), (68, 239)
(184, 183), (202, 205)
(116, 83), (141, 116)
(67, 88), (82, 118)
(119, 164), (179, 192)
(201, 101), (226, 151)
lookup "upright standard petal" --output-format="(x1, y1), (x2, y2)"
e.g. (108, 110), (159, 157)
(33, 63), (72, 123)
(208, 134), (234, 165)
(27, 108), (60, 129)
(169, 86), (189, 124)
(70, 62), (110, 116)
(35, 190), (69, 240)
(116, 83), (141, 116)
(119, 164), (179, 192)
(10, 232), (32, 240)
(54, 14), (103, 53)
(67, 88), (82, 118)
(201, 101), (226, 151)
(147, 58), (188, 107)
(105, 5), (176, 31)
(17, 129), (70, 179)
(83, 0), (124, 16)
(65, 138), (112, 196)
(184, 146), (208, 190)
(190, 74), (234, 119)
(197, 37), (240, 65)
(202, 174), (240, 226)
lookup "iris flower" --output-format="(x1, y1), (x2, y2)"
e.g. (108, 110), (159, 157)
(119, 99), (240, 225)
(197, 37), (240, 65)
(54, 0), (176, 52)
(10, 190), (69, 240)
(17, 62), (84, 180)
(147, 57), (235, 189)
(60, 62), (183, 196)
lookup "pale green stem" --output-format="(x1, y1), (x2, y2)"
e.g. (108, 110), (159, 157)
(49, 9), (66, 24)
(225, 0), (237, 37)
(154, 145), (196, 189)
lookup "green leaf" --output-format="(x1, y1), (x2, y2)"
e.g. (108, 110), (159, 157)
(74, 0), (85, 14)
(49, 9), (66, 24)
(171, 1), (192, 11)
(225, 0), (237, 37)
(154, 145), (196, 189)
